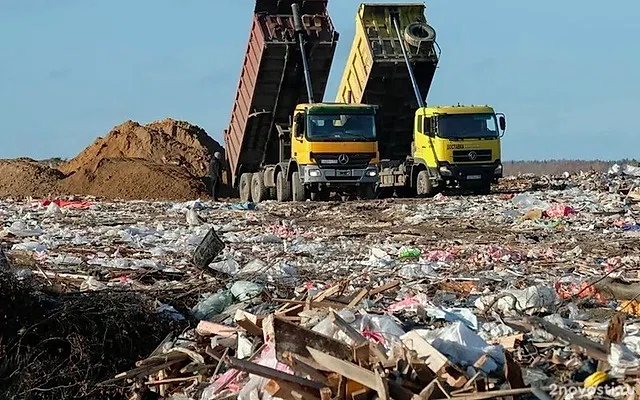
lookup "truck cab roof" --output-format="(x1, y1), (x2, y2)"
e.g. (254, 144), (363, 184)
(296, 102), (378, 114)
(419, 105), (495, 116)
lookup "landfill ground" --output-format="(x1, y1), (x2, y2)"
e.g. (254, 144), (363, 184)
(2, 169), (640, 400)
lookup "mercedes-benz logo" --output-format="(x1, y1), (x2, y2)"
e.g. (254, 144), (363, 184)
(468, 151), (477, 161)
(337, 154), (350, 165)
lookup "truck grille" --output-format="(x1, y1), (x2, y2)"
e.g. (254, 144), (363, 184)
(312, 153), (375, 169)
(452, 149), (492, 163)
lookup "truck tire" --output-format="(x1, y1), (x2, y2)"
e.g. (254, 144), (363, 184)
(251, 173), (268, 203)
(276, 171), (291, 202)
(268, 187), (277, 200)
(357, 184), (377, 200)
(416, 170), (433, 197)
(291, 171), (306, 202)
(239, 172), (253, 203)
(404, 22), (436, 47)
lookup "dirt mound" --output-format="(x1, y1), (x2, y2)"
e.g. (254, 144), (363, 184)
(60, 118), (223, 178)
(0, 159), (66, 198)
(59, 158), (209, 200)
(0, 118), (226, 201)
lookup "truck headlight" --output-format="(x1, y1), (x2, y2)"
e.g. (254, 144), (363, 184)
(494, 164), (503, 174)
(366, 170), (377, 177)
(309, 170), (321, 177)
(439, 166), (452, 176)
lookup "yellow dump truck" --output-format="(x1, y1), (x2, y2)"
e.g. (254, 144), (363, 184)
(335, 3), (507, 196)
(224, 1), (380, 203)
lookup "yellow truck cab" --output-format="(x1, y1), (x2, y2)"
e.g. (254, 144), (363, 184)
(413, 105), (506, 195)
(284, 103), (380, 201)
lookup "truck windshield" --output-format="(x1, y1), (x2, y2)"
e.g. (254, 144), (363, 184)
(437, 113), (499, 139)
(306, 114), (376, 142)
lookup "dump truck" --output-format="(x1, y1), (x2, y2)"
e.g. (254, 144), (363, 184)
(223, 0), (380, 203)
(335, 3), (507, 196)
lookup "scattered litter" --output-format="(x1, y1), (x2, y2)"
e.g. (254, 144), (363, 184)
(2, 169), (640, 398)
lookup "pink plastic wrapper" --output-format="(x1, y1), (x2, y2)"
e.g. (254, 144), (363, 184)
(423, 250), (455, 262)
(545, 205), (575, 218)
(387, 293), (430, 313)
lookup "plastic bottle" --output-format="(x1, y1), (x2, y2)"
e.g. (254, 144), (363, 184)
(398, 248), (421, 258)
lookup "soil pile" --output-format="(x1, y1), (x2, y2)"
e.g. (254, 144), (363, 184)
(61, 158), (208, 200)
(0, 159), (66, 198)
(0, 119), (224, 200)
(60, 118), (223, 178)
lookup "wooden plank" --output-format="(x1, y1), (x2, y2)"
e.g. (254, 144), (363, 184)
(526, 316), (608, 362)
(599, 312), (625, 371)
(489, 334), (523, 350)
(264, 379), (322, 400)
(432, 387), (534, 400)
(196, 321), (237, 337)
(307, 347), (387, 399)
(268, 315), (354, 362)
(234, 310), (263, 336)
(369, 280), (400, 297)
(347, 289), (369, 308)
(401, 331), (467, 388)
(351, 388), (371, 400)
(401, 331), (449, 372)
(283, 352), (331, 384)
(314, 283), (344, 302)
(374, 367), (389, 400)
(274, 298), (348, 309)
(226, 356), (325, 390)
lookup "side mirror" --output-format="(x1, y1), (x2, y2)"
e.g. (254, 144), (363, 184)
(294, 114), (305, 137)
(498, 114), (506, 131)
(430, 117), (437, 136)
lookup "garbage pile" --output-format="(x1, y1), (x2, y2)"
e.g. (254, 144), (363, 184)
(2, 167), (640, 399)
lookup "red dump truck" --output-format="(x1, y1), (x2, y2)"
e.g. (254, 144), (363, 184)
(222, 0), (380, 203)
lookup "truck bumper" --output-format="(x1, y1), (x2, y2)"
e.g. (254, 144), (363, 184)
(437, 161), (503, 184)
(301, 165), (379, 186)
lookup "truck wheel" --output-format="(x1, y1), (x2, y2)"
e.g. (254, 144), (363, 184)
(416, 170), (433, 197)
(357, 184), (377, 200)
(404, 22), (436, 47)
(276, 171), (291, 202)
(239, 173), (253, 203)
(251, 173), (267, 203)
(291, 171), (306, 202)
(268, 187), (277, 200)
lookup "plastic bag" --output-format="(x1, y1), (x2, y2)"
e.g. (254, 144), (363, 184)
(6, 221), (43, 237)
(475, 285), (557, 316)
(230, 281), (263, 303)
(431, 321), (505, 374)
(192, 291), (234, 320)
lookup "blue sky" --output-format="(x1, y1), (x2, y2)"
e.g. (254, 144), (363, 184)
(0, 0), (638, 161)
